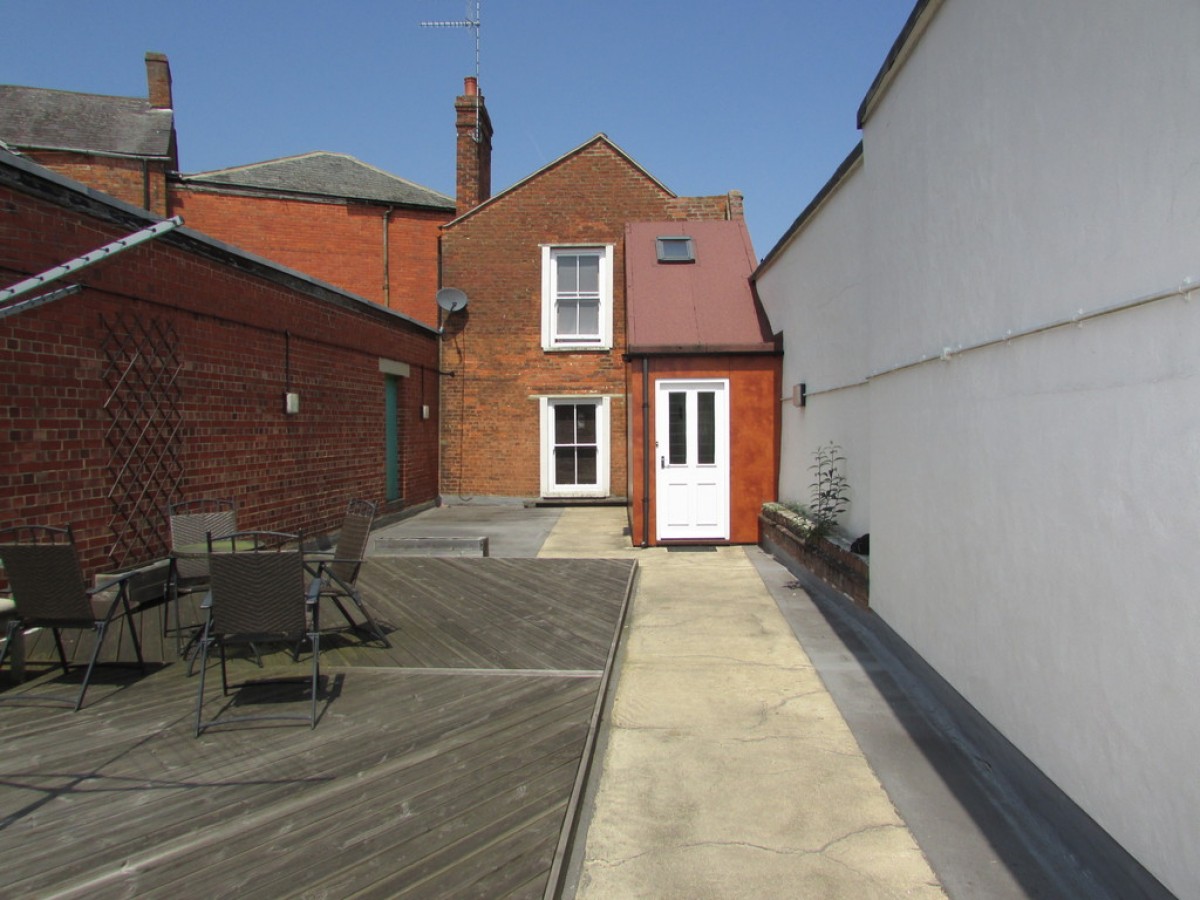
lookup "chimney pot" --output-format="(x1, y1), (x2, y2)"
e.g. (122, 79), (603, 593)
(464, 76), (478, 96)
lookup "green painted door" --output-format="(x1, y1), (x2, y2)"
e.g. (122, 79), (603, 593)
(385, 376), (401, 502)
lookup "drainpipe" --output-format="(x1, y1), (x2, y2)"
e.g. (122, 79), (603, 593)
(382, 207), (394, 308)
(642, 357), (651, 548)
(142, 159), (151, 212)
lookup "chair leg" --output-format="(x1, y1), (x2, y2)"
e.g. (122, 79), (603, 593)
(309, 631), (320, 728)
(0, 620), (18, 681)
(119, 592), (147, 675)
(350, 589), (390, 647)
(195, 635), (212, 737)
(74, 622), (107, 712)
(51, 628), (70, 674)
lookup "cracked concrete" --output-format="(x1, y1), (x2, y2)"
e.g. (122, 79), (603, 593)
(539, 508), (944, 899)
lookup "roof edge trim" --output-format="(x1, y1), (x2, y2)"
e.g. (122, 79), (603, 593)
(857, 0), (946, 128)
(754, 142), (863, 279)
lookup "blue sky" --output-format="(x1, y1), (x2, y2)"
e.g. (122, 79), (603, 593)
(3, 0), (914, 256)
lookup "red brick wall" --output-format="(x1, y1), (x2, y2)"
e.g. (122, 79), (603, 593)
(171, 188), (450, 326)
(626, 355), (781, 546)
(439, 139), (736, 498)
(22, 149), (172, 216)
(0, 179), (439, 581)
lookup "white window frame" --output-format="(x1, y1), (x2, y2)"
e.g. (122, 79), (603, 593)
(541, 244), (614, 351)
(539, 396), (611, 498)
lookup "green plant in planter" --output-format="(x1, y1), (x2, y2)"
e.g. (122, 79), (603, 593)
(807, 442), (849, 543)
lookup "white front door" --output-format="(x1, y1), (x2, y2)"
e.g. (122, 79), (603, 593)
(655, 379), (729, 540)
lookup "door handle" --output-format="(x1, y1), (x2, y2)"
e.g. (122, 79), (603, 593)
(660, 455), (665, 469)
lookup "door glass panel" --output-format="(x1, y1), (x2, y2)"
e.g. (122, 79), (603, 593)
(697, 391), (715, 465)
(668, 392), (687, 465)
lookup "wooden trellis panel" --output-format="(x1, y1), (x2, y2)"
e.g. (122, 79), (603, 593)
(101, 311), (184, 569)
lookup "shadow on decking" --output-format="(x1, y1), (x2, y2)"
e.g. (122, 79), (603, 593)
(0, 557), (636, 899)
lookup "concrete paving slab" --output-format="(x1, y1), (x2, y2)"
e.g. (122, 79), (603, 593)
(368, 502), (561, 558)
(537, 508), (945, 899)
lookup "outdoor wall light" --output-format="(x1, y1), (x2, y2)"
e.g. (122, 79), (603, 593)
(792, 383), (807, 408)
(284, 391), (301, 415)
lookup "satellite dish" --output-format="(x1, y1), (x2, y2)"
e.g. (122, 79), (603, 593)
(436, 287), (469, 313)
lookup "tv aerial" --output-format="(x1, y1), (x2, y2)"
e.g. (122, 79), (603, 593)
(421, 2), (483, 141)
(436, 287), (469, 314)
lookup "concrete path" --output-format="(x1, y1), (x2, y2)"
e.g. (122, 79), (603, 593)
(539, 507), (944, 899)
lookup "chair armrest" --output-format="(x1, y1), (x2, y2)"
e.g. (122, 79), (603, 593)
(89, 569), (139, 595)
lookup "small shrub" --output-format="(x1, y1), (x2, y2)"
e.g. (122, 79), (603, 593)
(808, 442), (849, 538)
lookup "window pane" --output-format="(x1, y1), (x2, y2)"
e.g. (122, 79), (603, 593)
(557, 255), (578, 293)
(576, 404), (596, 443)
(576, 447), (597, 484)
(556, 299), (579, 335)
(577, 255), (599, 293)
(576, 299), (599, 336)
(656, 237), (694, 262)
(555, 448), (577, 484)
(555, 404), (575, 443)
(668, 392), (687, 465)
(697, 391), (715, 465)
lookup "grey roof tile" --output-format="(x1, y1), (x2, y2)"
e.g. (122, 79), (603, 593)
(181, 151), (454, 209)
(0, 85), (174, 158)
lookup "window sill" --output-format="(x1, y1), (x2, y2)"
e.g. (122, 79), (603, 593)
(543, 344), (612, 353)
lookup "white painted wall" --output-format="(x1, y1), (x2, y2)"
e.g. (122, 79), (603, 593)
(756, 155), (871, 539)
(758, 0), (1200, 894)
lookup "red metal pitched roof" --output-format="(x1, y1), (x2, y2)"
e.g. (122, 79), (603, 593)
(625, 219), (771, 351)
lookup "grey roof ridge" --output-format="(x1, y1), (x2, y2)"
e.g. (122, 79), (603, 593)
(182, 151), (453, 207)
(184, 150), (347, 180)
(182, 150), (453, 205)
(1, 83), (150, 105)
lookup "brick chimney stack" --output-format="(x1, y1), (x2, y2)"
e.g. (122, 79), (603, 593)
(145, 52), (173, 109)
(455, 76), (493, 216)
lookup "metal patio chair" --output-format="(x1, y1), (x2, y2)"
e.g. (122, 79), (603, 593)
(167, 498), (236, 659)
(305, 499), (389, 647)
(0, 524), (156, 710)
(194, 531), (321, 736)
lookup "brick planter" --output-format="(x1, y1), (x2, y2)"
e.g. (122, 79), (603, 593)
(759, 503), (869, 607)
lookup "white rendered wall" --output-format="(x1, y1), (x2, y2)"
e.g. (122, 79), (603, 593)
(756, 158), (871, 539)
(861, 0), (1200, 894)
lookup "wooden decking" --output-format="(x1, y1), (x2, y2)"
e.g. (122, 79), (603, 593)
(0, 557), (636, 899)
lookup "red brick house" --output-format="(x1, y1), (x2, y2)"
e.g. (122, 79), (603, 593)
(0, 53), (453, 327)
(0, 53), (177, 217)
(0, 147), (440, 580)
(172, 153), (454, 326)
(439, 81), (764, 537)
(623, 221), (780, 545)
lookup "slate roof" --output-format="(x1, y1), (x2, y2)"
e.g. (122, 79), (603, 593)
(180, 152), (454, 210)
(626, 219), (774, 352)
(0, 85), (174, 158)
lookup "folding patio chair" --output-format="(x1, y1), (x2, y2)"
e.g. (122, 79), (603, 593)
(167, 498), (236, 659)
(194, 531), (321, 736)
(0, 524), (154, 710)
(305, 499), (389, 647)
